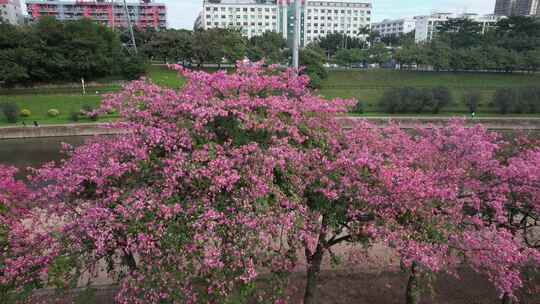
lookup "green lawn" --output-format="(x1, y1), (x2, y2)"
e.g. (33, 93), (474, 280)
(0, 66), (184, 126)
(318, 70), (540, 115)
(2, 68), (540, 126)
(146, 65), (185, 89)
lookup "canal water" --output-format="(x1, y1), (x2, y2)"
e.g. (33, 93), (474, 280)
(0, 136), (86, 178)
(1, 130), (538, 179)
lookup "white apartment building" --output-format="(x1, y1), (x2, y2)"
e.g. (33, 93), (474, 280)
(303, 0), (372, 45)
(371, 18), (416, 37)
(0, 0), (23, 25)
(199, 0), (372, 47)
(201, 0), (280, 39)
(415, 13), (505, 43)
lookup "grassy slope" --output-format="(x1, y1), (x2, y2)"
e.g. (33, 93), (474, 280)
(2, 68), (539, 126)
(0, 66), (183, 126)
(318, 70), (540, 115)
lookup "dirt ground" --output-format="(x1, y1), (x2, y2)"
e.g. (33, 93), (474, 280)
(32, 267), (540, 304)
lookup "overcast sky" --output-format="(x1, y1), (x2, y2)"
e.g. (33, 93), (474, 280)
(23, 0), (496, 29)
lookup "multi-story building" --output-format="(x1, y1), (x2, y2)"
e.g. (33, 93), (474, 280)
(494, 0), (518, 15)
(371, 18), (416, 37)
(199, 0), (372, 47)
(515, 0), (539, 15)
(303, 0), (372, 45)
(414, 12), (453, 42)
(414, 13), (505, 42)
(26, 0), (167, 30)
(0, 0), (23, 25)
(495, 0), (539, 16)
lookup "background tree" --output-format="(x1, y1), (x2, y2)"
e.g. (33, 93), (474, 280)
(368, 43), (391, 65)
(316, 33), (367, 58)
(220, 29), (247, 64)
(0, 17), (143, 86)
(192, 28), (223, 67)
(299, 47), (328, 88)
(395, 42), (427, 70)
(334, 48), (366, 67)
(427, 40), (452, 71)
(437, 18), (483, 49)
(247, 31), (287, 63)
(494, 16), (540, 53)
(143, 29), (193, 65)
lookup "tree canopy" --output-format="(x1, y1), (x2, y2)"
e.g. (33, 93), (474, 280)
(1, 63), (539, 304)
(0, 17), (145, 87)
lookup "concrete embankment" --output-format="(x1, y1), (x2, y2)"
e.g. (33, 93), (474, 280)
(342, 116), (540, 131)
(1, 117), (539, 140)
(0, 123), (125, 140)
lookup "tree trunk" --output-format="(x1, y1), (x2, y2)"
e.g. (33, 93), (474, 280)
(123, 250), (137, 272)
(406, 262), (420, 304)
(501, 293), (513, 304)
(303, 245), (325, 304)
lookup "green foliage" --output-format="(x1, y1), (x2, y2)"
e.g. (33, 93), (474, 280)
(463, 91), (482, 113)
(47, 109), (60, 117)
(300, 48), (328, 89)
(335, 48), (366, 67)
(121, 55), (147, 80)
(314, 33), (367, 57)
(0, 102), (20, 123)
(379, 87), (453, 114)
(0, 17), (145, 87)
(69, 111), (80, 122)
(430, 86), (453, 114)
(141, 29), (193, 64)
(437, 18), (484, 49)
(395, 43), (427, 69)
(248, 31), (287, 64)
(494, 16), (540, 53)
(191, 28), (247, 67)
(392, 17), (540, 72)
(353, 101), (365, 114)
(20, 109), (31, 117)
(493, 88), (517, 114)
(492, 87), (540, 114)
(520, 87), (540, 113)
(368, 43), (391, 65)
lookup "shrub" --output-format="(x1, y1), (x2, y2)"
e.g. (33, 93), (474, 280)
(463, 91), (482, 113)
(520, 87), (540, 113)
(47, 109), (60, 117)
(431, 86), (452, 114)
(493, 88), (517, 114)
(80, 105), (99, 121)
(20, 109), (31, 117)
(380, 87), (451, 114)
(69, 111), (80, 122)
(300, 48), (328, 89)
(121, 55), (147, 80)
(353, 101), (365, 114)
(0, 102), (20, 123)
(380, 88), (401, 114)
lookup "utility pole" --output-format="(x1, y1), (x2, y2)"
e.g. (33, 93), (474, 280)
(123, 0), (138, 54)
(292, 0), (301, 70)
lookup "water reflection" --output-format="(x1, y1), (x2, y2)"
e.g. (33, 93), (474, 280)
(0, 136), (86, 178)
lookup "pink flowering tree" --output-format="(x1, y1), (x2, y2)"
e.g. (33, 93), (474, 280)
(0, 166), (51, 302)
(291, 120), (539, 304)
(2, 63), (355, 303)
(0, 63), (539, 304)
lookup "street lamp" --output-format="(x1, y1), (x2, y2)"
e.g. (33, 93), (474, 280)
(292, 0), (301, 70)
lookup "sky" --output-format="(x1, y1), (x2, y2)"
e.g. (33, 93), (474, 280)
(22, 0), (496, 30)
